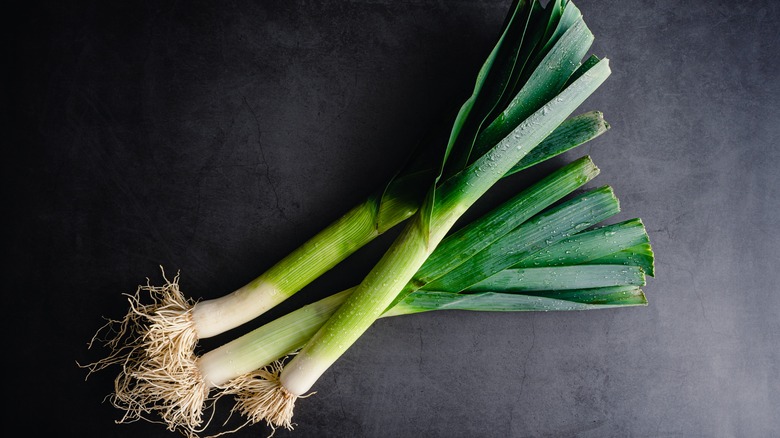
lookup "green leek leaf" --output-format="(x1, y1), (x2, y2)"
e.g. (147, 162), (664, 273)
(424, 184), (620, 292)
(506, 110), (609, 176)
(520, 285), (648, 305)
(466, 265), (646, 292)
(586, 242), (655, 277)
(385, 286), (646, 316)
(564, 54), (601, 88)
(516, 218), (649, 268)
(473, 6), (593, 162)
(413, 155), (599, 286)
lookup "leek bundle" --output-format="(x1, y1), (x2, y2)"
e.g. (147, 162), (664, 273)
(82, 0), (656, 435)
(82, 0), (609, 421)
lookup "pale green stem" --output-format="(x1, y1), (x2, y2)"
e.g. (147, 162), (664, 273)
(191, 199), (388, 338)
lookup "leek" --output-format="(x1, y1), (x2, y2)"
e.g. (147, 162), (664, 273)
(82, 0), (653, 434)
(85, 3), (609, 432)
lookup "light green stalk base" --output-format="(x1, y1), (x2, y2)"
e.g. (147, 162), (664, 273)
(191, 199), (384, 338)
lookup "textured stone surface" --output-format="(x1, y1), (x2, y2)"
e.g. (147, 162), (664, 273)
(7, 1), (779, 436)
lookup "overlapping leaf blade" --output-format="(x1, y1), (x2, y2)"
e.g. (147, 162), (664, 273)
(425, 184), (620, 292)
(506, 110), (609, 176)
(516, 218), (650, 268)
(467, 265), (646, 292)
(413, 156), (599, 287)
(386, 286), (647, 317)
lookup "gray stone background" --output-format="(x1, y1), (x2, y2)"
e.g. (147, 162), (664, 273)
(6, 0), (778, 437)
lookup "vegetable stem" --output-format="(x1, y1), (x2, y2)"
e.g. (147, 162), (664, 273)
(191, 198), (382, 338)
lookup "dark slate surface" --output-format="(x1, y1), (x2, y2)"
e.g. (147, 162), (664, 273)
(7, 1), (779, 437)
